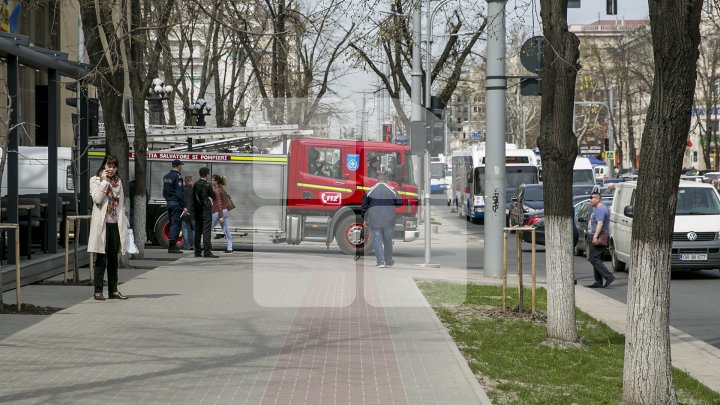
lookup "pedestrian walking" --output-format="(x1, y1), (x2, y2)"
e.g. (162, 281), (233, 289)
(211, 174), (233, 253)
(361, 172), (401, 268)
(88, 154), (130, 300)
(586, 191), (615, 288)
(193, 167), (217, 258)
(163, 159), (187, 253)
(182, 175), (195, 250)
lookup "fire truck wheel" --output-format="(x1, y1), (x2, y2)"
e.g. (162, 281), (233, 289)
(154, 214), (170, 248)
(154, 213), (184, 249)
(335, 215), (371, 255)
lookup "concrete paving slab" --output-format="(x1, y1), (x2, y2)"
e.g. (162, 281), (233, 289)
(0, 251), (491, 404)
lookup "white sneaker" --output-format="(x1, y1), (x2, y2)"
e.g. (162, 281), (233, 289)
(376, 264), (386, 268)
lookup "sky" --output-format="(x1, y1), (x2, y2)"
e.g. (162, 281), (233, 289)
(340, 0), (652, 137)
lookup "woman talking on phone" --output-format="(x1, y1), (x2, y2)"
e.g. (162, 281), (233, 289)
(88, 154), (130, 300)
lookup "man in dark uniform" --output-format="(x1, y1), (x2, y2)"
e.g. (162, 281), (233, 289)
(163, 159), (187, 253)
(193, 167), (218, 258)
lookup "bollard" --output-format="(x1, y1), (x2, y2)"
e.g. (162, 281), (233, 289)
(0, 224), (22, 310)
(64, 215), (93, 285)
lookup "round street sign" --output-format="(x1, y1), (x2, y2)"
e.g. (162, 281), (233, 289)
(520, 36), (544, 73)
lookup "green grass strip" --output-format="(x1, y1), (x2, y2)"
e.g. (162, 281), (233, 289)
(418, 282), (720, 405)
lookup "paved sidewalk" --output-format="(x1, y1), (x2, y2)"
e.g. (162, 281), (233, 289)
(0, 251), (491, 405)
(2, 218), (719, 403)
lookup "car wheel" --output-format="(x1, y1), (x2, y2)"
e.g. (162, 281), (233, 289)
(610, 241), (626, 272)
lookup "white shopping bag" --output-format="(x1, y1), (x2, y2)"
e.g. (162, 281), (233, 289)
(126, 228), (140, 254)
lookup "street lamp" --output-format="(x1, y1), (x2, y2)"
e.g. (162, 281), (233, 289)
(188, 98), (212, 127)
(147, 78), (173, 125)
(420, 0), (453, 267)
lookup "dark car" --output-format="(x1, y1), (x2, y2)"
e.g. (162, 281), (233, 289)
(509, 184), (544, 227)
(520, 208), (578, 247)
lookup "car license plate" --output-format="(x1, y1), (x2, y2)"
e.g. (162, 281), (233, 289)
(679, 254), (707, 261)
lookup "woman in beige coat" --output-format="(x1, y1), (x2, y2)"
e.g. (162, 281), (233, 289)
(88, 154), (129, 301)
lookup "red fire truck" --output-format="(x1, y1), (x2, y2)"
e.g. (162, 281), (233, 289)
(91, 138), (419, 255)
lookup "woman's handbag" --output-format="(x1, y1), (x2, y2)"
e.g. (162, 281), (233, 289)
(223, 189), (236, 211)
(126, 228), (140, 254)
(592, 231), (609, 247)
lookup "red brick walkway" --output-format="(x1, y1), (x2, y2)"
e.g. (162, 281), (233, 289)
(261, 267), (407, 404)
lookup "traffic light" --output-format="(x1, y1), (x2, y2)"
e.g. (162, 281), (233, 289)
(427, 96), (446, 156)
(520, 77), (542, 96)
(65, 81), (79, 107)
(88, 98), (100, 137)
(382, 123), (393, 142)
(606, 0), (617, 15)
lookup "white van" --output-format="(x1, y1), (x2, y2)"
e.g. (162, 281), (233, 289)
(574, 156), (594, 183)
(1, 146), (74, 196)
(594, 165), (610, 181)
(609, 180), (720, 272)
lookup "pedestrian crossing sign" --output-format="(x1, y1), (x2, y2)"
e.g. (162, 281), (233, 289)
(605, 151), (615, 160)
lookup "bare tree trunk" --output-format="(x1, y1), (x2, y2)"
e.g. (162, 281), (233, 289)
(621, 2), (702, 404)
(538, 0), (580, 344)
(78, 0), (130, 185)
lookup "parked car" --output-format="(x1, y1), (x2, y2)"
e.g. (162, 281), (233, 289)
(609, 180), (720, 272)
(508, 184), (544, 227)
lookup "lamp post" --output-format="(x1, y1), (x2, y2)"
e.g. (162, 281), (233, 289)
(420, 0), (453, 267)
(187, 98), (212, 127)
(147, 78), (173, 125)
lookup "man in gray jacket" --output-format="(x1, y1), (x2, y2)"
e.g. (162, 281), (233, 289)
(361, 172), (401, 268)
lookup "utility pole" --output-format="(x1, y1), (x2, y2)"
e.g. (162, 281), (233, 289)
(483, 0), (507, 278)
(607, 88), (615, 177)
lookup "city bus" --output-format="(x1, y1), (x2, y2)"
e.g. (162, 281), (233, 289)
(450, 143), (540, 222)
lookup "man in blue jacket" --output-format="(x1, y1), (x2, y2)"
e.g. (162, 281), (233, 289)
(163, 159), (187, 253)
(362, 172), (401, 268)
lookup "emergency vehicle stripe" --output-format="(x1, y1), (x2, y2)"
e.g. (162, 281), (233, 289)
(88, 151), (287, 163)
(356, 185), (418, 197)
(297, 183), (352, 193)
(229, 156), (288, 162)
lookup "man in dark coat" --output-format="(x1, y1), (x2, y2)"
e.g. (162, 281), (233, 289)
(181, 175), (195, 250)
(361, 172), (401, 268)
(192, 167), (218, 258)
(163, 159), (186, 253)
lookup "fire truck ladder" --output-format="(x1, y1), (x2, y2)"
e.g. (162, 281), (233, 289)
(90, 124), (313, 151)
